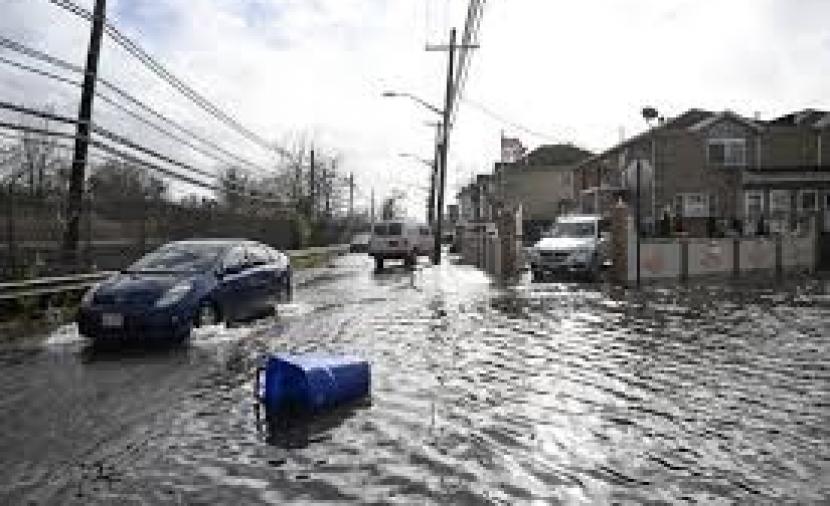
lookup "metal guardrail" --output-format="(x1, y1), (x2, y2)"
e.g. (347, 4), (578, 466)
(0, 271), (114, 302)
(0, 244), (350, 302)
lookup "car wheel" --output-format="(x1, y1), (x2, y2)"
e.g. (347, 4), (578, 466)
(194, 300), (220, 328)
(279, 278), (293, 303)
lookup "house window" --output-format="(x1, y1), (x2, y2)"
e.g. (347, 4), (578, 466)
(680, 193), (709, 217)
(798, 190), (818, 212)
(769, 189), (791, 215)
(745, 191), (764, 217)
(707, 138), (746, 166)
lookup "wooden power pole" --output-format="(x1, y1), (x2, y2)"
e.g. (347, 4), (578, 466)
(348, 172), (354, 219)
(433, 28), (456, 265)
(63, 0), (106, 264)
(309, 147), (315, 219)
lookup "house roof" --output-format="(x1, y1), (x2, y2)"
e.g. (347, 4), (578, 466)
(768, 109), (828, 127)
(573, 108), (770, 170)
(687, 110), (765, 132)
(519, 143), (593, 166)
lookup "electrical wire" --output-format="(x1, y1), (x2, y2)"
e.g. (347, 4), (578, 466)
(0, 105), (290, 205)
(47, 0), (292, 159)
(0, 39), (271, 175)
(460, 97), (560, 142)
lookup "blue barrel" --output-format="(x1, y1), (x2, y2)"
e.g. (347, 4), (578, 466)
(256, 354), (371, 413)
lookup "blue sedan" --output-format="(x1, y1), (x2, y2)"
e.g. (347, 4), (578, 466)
(77, 239), (292, 344)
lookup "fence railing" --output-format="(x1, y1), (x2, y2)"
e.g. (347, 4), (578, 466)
(0, 244), (349, 303)
(1, 188), (352, 281)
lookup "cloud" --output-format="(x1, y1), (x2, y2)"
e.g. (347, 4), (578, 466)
(1, 0), (828, 216)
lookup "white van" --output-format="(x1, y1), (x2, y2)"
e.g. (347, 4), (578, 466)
(368, 220), (433, 269)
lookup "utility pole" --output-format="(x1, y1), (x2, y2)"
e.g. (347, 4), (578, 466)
(370, 187), (375, 225)
(433, 28), (456, 265)
(348, 172), (354, 219)
(427, 122), (441, 227)
(309, 147), (315, 219)
(63, 0), (106, 264)
(426, 28), (477, 264)
(323, 165), (330, 218)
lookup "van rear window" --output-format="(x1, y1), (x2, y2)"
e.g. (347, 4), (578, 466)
(373, 223), (402, 236)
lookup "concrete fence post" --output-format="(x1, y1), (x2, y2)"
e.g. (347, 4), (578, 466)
(610, 200), (629, 284)
(775, 234), (783, 278)
(680, 238), (689, 282)
(732, 238), (740, 278)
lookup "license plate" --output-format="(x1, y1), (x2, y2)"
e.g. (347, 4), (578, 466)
(101, 313), (123, 328)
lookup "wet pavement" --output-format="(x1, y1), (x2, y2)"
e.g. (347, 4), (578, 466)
(0, 254), (829, 504)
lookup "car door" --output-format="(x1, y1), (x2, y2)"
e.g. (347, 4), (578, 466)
(217, 246), (255, 321)
(245, 244), (279, 314)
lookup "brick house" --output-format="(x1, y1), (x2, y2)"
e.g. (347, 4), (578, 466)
(573, 108), (830, 237)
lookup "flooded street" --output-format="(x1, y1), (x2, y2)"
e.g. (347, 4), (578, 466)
(1, 254), (829, 504)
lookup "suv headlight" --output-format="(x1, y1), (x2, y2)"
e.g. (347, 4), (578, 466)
(155, 281), (193, 308)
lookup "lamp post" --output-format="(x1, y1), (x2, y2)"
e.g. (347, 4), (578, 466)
(638, 106), (659, 287)
(383, 90), (444, 261)
(382, 91), (443, 116)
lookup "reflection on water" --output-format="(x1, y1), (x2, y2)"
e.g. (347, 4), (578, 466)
(256, 400), (372, 450)
(1, 256), (828, 504)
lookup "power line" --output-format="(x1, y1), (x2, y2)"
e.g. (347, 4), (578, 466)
(451, 0), (486, 125)
(47, 0), (292, 158)
(0, 38), (271, 175)
(0, 104), (289, 205)
(460, 97), (560, 142)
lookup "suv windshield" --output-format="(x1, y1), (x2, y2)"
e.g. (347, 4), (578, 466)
(546, 222), (596, 238)
(374, 223), (402, 236)
(127, 243), (226, 273)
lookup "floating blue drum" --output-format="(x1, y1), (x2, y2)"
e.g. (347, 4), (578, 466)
(256, 354), (371, 413)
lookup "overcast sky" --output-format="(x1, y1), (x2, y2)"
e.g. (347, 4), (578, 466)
(1, 0), (828, 217)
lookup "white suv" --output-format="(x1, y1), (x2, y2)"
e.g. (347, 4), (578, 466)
(527, 214), (609, 281)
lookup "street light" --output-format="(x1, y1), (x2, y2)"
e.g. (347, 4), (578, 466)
(399, 153), (432, 167)
(383, 89), (445, 263)
(635, 106), (659, 287)
(382, 91), (443, 116)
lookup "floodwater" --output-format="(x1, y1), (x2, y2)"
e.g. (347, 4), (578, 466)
(0, 255), (828, 504)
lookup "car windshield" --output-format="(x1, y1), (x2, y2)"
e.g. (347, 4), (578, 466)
(546, 222), (596, 238)
(126, 243), (227, 273)
(373, 223), (402, 236)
